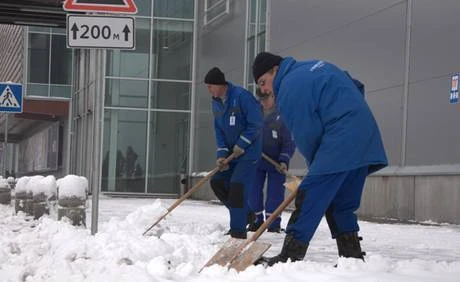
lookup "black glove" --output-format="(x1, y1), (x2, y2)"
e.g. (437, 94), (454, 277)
(216, 157), (229, 171)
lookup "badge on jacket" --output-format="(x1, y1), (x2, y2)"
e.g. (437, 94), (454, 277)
(230, 115), (235, 126)
(272, 130), (278, 139)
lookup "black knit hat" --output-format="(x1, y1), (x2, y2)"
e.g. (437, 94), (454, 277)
(204, 67), (226, 85)
(252, 52), (283, 82)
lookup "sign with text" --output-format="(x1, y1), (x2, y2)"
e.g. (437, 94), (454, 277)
(67, 15), (135, 49)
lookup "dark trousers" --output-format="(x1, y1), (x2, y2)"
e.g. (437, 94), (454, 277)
(210, 160), (257, 233)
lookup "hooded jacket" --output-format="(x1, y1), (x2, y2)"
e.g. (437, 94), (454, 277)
(273, 57), (387, 175)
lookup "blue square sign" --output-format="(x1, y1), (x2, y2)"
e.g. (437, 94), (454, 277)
(0, 82), (23, 113)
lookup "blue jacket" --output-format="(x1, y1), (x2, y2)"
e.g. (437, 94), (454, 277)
(212, 82), (263, 161)
(259, 110), (296, 171)
(273, 57), (387, 175)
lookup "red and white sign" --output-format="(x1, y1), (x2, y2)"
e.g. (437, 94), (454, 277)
(63, 0), (137, 14)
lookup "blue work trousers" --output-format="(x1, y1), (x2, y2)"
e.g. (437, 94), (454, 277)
(251, 168), (286, 229)
(286, 166), (368, 243)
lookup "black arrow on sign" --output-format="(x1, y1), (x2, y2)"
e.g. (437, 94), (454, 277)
(71, 23), (79, 40)
(122, 25), (131, 41)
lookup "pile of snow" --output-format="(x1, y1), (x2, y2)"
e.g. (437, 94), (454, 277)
(1, 197), (460, 281)
(32, 176), (57, 197)
(57, 175), (88, 199)
(0, 178), (8, 189)
(15, 176), (32, 194)
(14, 175), (57, 198)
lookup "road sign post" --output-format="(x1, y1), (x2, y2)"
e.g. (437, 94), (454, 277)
(0, 82), (23, 113)
(63, 0), (138, 236)
(0, 82), (23, 177)
(67, 15), (135, 49)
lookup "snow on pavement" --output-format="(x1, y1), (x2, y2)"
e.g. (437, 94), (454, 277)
(1, 196), (459, 281)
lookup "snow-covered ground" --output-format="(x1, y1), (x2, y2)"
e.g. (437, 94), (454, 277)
(1, 196), (460, 281)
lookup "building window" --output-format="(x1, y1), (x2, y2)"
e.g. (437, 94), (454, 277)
(26, 27), (73, 98)
(152, 19), (193, 80)
(102, 0), (194, 195)
(204, 0), (230, 26)
(154, 0), (194, 19)
(245, 0), (267, 93)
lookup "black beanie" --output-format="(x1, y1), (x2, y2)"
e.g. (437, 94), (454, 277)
(204, 67), (226, 85)
(252, 52), (283, 82)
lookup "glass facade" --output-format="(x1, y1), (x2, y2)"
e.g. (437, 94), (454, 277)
(27, 27), (73, 98)
(101, 0), (194, 194)
(245, 0), (267, 93)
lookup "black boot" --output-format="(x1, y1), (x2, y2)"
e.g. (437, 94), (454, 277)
(247, 220), (263, 232)
(229, 230), (247, 239)
(336, 232), (366, 260)
(259, 234), (308, 266)
(247, 211), (256, 225)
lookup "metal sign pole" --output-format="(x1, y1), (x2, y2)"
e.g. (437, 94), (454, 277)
(2, 115), (8, 176)
(90, 48), (104, 235)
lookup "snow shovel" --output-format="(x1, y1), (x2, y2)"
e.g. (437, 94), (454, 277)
(200, 175), (301, 272)
(142, 154), (235, 236)
(262, 153), (298, 192)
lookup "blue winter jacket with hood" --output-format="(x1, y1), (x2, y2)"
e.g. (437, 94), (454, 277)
(212, 82), (263, 161)
(273, 57), (387, 175)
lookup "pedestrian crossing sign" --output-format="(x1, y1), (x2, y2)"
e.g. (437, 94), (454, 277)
(0, 82), (23, 113)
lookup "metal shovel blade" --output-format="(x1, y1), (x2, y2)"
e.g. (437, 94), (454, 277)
(228, 241), (271, 272)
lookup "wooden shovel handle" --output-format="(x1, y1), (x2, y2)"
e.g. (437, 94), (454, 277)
(249, 187), (298, 242)
(142, 154), (235, 235)
(262, 153), (297, 180)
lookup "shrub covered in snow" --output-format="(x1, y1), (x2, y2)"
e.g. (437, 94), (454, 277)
(15, 176), (32, 194)
(57, 175), (88, 200)
(0, 178), (9, 189)
(33, 175), (57, 198)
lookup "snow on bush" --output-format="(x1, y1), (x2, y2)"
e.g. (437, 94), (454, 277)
(57, 175), (88, 199)
(0, 178), (8, 189)
(15, 176), (34, 193)
(34, 175), (57, 197)
(25, 175), (45, 194)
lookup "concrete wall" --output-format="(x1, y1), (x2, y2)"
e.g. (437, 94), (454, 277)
(360, 174), (460, 224)
(191, 173), (460, 225)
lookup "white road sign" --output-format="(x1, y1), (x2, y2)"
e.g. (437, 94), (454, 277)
(67, 15), (135, 49)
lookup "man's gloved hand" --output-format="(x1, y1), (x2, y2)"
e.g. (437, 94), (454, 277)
(216, 157), (229, 171)
(232, 144), (245, 158)
(277, 162), (288, 173)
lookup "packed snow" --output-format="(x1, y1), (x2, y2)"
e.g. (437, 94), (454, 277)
(57, 175), (88, 199)
(0, 196), (459, 281)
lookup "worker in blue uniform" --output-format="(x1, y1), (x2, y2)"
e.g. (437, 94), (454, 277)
(248, 88), (295, 233)
(205, 67), (263, 239)
(251, 52), (388, 265)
